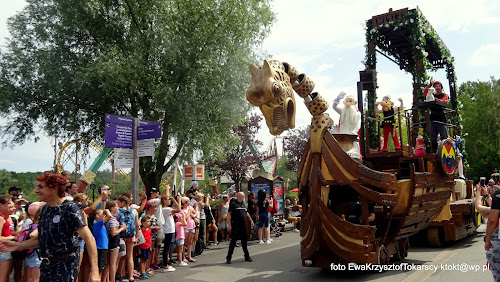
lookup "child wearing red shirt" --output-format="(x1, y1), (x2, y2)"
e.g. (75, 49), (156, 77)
(139, 216), (152, 279)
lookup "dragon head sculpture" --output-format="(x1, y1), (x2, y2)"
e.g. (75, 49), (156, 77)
(246, 60), (296, 136)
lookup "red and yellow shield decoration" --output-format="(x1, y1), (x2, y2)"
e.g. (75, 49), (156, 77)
(439, 139), (456, 174)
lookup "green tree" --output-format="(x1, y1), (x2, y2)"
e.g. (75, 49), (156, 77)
(0, 0), (275, 191)
(458, 78), (500, 180)
(208, 114), (262, 192)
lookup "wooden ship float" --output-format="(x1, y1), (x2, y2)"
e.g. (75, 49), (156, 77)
(245, 7), (474, 268)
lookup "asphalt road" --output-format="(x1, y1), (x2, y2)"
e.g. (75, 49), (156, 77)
(147, 224), (493, 282)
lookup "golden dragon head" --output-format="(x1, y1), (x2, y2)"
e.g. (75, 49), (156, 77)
(246, 60), (297, 135)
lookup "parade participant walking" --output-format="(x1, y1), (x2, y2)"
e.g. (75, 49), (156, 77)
(0, 173), (100, 282)
(485, 190), (500, 281)
(226, 192), (254, 264)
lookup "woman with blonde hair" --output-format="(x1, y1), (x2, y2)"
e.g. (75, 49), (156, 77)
(180, 197), (198, 263)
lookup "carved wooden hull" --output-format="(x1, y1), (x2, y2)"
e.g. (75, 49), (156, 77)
(297, 131), (454, 268)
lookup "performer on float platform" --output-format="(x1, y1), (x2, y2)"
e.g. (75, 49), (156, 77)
(375, 96), (403, 152)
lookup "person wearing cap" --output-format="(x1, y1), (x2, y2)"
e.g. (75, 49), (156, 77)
(187, 181), (199, 197)
(424, 76), (449, 152)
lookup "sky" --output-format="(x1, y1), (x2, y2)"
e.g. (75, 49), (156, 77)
(1, 0), (499, 173)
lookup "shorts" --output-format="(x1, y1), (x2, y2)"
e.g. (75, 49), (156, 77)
(185, 228), (195, 233)
(118, 239), (126, 257)
(108, 235), (120, 250)
(139, 248), (150, 260)
(78, 238), (85, 252)
(176, 239), (184, 246)
(0, 251), (12, 262)
(258, 214), (269, 228)
(25, 251), (42, 268)
(123, 236), (137, 243)
(97, 249), (108, 271)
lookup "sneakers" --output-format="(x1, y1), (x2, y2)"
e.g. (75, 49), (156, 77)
(245, 257), (253, 262)
(259, 240), (264, 244)
(162, 267), (176, 272)
(168, 259), (177, 265)
(178, 262), (188, 267)
(293, 229), (300, 233)
(139, 273), (149, 279)
(150, 264), (160, 270)
(266, 240), (272, 244)
(269, 238), (273, 242)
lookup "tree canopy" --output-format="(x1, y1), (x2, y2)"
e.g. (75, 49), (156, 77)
(457, 77), (500, 180)
(0, 0), (275, 189)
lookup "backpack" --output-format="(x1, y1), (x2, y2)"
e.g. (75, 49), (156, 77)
(195, 238), (204, 255)
(117, 208), (136, 238)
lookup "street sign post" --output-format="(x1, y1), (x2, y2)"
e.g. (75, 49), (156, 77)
(183, 165), (205, 180)
(114, 148), (133, 158)
(105, 123), (133, 149)
(115, 158), (133, 168)
(138, 123), (162, 140)
(137, 146), (155, 157)
(105, 114), (162, 204)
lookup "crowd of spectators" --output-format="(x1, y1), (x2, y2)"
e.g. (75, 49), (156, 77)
(0, 174), (301, 282)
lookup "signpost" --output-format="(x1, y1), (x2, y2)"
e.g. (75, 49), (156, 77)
(104, 114), (162, 203)
(183, 165), (205, 181)
(138, 123), (161, 140)
(105, 123), (133, 149)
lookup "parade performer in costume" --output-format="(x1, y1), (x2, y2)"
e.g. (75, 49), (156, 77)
(332, 92), (362, 158)
(415, 128), (426, 156)
(375, 96), (403, 152)
(424, 77), (449, 152)
(332, 92), (361, 135)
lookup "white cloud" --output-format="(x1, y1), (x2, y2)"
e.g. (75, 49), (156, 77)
(416, 0), (500, 32)
(470, 44), (500, 67)
(316, 63), (334, 73)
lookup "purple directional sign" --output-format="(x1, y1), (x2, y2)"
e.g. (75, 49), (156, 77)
(137, 123), (162, 140)
(105, 123), (133, 149)
(105, 114), (133, 125)
(105, 113), (161, 146)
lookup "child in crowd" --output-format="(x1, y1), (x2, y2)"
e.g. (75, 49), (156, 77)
(139, 216), (152, 279)
(23, 204), (44, 282)
(160, 195), (180, 272)
(175, 211), (188, 267)
(92, 207), (112, 278)
(103, 200), (126, 282)
(0, 195), (15, 282)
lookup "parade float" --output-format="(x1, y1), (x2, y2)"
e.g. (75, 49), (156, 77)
(245, 7), (476, 268)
